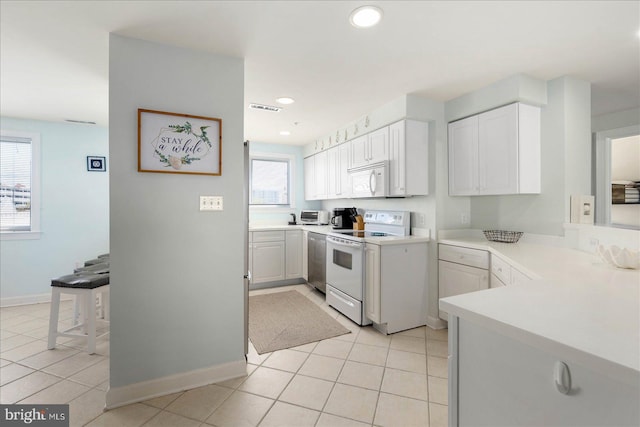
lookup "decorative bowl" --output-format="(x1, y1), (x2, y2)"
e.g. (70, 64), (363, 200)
(597, 245), (640, 269)
(483, 230), (523, 243)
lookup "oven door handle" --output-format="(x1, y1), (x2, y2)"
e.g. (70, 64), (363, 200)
(328, 289), (355, 308)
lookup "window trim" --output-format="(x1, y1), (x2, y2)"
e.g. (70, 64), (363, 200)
(249, 151), (296, 211)
(0, 129), (41, 240)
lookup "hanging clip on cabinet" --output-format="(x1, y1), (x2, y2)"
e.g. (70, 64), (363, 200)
(448, 102), (540, 196)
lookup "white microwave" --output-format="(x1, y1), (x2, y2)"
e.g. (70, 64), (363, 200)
(348, 161), (389, 198)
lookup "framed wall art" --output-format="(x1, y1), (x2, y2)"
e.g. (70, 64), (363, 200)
(138, 109), (222, 175)
(87, 156), (107, 172)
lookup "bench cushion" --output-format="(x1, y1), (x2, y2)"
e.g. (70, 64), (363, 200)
(51, 273), (110, 289)
(74, 262), (109, 274)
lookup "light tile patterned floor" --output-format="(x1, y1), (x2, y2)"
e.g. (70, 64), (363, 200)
(0, 284), (449, 426)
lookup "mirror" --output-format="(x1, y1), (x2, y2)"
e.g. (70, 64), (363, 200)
(594, 125), (640, 230)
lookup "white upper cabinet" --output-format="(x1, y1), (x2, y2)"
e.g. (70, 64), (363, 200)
(304, 150), (328, 200)
(303, 155), (316, 200)
(327, 143), (350, 199)
(368, 127), (389, 164)
(350, 127), (389, 168)
(314, 150), (328, 200)
(350, 135), (368, 169)
(448, 115), (479, 196)
(389, 120), (429, 196)
(448, 102), (540, 196)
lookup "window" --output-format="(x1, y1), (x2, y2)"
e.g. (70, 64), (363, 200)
(0, 130), (40, 237)
(250, 154), (294, 207)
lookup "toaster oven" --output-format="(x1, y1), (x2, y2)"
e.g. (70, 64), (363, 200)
(300, 210), (330, 225)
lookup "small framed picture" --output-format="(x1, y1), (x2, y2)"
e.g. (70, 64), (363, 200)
(87, 156), (107, 172)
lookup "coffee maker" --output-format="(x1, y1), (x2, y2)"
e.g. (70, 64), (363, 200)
(331, 207), (357, 229)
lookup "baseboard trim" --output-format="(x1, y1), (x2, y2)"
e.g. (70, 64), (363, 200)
(1, 293), (73, 308)
(427, 315), (448, 330)
(105, 359), (247, 410)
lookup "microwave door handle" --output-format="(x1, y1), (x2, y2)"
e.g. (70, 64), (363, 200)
(369, 170), (376, 195)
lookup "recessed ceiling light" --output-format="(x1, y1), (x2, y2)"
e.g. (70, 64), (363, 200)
(350, 6), (383, 28)
(280, 131), (291, 136)
(276, 97), (295, 105)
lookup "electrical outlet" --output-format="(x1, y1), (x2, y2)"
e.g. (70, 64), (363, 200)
(589, 238), (599, 247)
(417, 213), (426, 226)
(461, 213), (470, 225)
(200, 196), (223, 211)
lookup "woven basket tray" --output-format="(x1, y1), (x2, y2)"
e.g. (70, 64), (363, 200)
(483, 230), (523, 243)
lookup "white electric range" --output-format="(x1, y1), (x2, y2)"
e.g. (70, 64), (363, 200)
(325, 210), (410, 325)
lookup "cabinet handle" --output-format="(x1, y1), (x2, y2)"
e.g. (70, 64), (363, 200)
(554, 361), (572, 395)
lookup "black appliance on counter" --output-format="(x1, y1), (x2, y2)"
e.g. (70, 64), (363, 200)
(331, 207), (358, 229)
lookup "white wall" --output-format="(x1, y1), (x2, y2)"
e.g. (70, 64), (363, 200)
(108, 34), (245, 396)
(0, 117), (109, 305)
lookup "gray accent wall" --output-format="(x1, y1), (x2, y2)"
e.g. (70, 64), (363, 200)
(108, 34), (245, 388)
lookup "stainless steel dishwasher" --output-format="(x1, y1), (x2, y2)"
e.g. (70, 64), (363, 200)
(307, 232), (326, 293)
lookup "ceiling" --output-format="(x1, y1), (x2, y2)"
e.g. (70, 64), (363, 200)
(1, 1), (639, 146)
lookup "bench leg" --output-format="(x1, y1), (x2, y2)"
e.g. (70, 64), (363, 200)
(47, 288), (61, 350)
(87, 289), (97, 354)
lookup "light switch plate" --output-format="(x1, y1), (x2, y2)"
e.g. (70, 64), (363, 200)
(200, 196), (223, 211)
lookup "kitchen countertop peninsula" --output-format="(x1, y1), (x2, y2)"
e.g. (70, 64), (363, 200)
(249, 224), (430, 245)
(438, 230), (640, 385)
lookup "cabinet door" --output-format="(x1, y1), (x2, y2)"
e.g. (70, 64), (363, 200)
(478, 103), (518, 195)
(336, 143), (350, 198)
(365, 244), (381, 323)
(314, 150), (328, 200)
(252, 241), (285, 283)
(350, 135), (368, 169)
(510, 267), (532, 286)
(455, 317), (640, 426)
(448, 115), (479, 195)
(304, 156), (315, 200)
(490, 273), (507, 288)
(327, 146), (339, 199)
(439, 260), (488, 318)
(285, 230), (303, 279)
(302, 231), (309, 280)
(368, 126), (389, 164)
(389, 121), (406, 196)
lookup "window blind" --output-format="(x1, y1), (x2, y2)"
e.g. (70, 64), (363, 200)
(0, 135), (32, 231)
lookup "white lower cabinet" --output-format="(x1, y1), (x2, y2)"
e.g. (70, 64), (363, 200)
(285, 230), (303, 279)
(364, 243), (381, 323)
(450, 317), (639, 426)
(302, 230), (309, 280)
(439, 244), (489, 320)
(365, 242), (428, 334)
(491, 253), (533, 287)
(250, 229), (304, 285)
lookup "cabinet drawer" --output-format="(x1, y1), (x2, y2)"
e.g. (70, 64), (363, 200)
(252, 230), (285, 242)
(491, 254), (511, 285)
(439, 244), (489, 269)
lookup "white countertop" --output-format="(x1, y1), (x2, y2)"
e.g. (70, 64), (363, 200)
(438, 236), (640, 385)
(250, 224), (430, 245)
